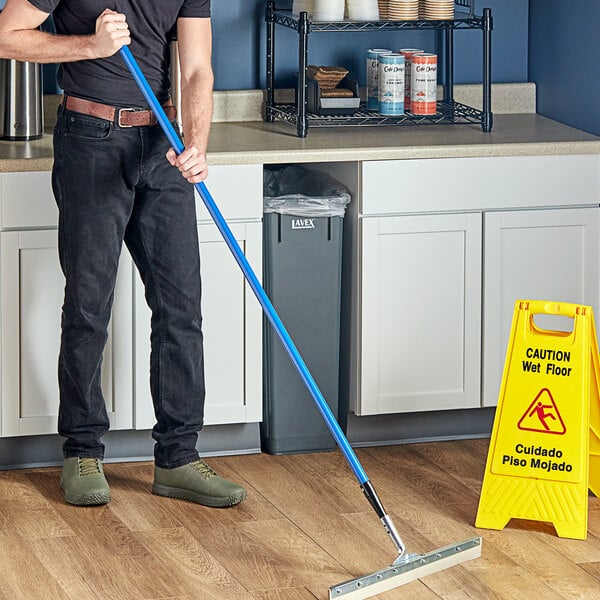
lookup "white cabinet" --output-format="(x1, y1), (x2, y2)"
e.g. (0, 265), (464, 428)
(133, 165), (263, 429)
(482, 207), (600, 407)
(361, 155), (600, 214)
(0, 164), (264, 439)
(193, 164), (263, 223)
(0, 229), (133, 436)
(359, 213), (482, 415)
(134, 221), (262, 428)
(347, 155), (600, 416)
(0, 171), (58, 229)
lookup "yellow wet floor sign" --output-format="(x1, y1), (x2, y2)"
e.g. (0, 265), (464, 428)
(476, 300), (600, 539)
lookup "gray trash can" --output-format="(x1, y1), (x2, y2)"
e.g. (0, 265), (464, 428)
(261, 166), (351, 454)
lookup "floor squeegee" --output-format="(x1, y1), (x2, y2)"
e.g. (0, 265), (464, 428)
(120, 45), (482, 599)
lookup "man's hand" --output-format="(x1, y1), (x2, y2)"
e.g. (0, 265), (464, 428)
(92, 9), (130, 58)
(166, 145), (209, 184)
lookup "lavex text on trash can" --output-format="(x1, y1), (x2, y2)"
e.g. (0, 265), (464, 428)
(399, 49), (423, 112)
(366, 48), (392, 110)
(411, 53), (437, 115)
(378, 53), (405, 115)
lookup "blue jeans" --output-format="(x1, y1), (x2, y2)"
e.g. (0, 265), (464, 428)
(52, 105), (205, 469)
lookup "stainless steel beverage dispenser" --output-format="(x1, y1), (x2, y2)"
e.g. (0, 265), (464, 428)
(0, 57), (44, 141)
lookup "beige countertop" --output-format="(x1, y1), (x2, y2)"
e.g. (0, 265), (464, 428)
(1, 113), (599, 173)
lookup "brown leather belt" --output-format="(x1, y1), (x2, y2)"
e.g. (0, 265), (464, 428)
(62, 95), (176, 127)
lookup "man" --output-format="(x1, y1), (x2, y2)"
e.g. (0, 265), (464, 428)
(0, 0), (246, 508)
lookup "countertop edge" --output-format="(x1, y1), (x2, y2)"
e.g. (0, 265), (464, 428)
(206, 140), (600, 166)
(3, 140), (600, 173)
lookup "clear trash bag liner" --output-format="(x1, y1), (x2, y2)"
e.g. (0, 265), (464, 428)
(263, 166), (351, 217)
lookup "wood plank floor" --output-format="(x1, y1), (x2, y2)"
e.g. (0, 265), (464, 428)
(0, 439), (598, 599)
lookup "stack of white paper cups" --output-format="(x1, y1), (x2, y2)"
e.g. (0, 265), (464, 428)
(347, 0), (380, 21)
(313, 0), (345, 21)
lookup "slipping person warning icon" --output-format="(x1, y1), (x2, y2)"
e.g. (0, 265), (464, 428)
(517, 388), (567, 435)
(530, 401), (556, 430)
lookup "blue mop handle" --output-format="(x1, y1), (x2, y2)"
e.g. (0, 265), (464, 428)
(119, 46), (369, 485)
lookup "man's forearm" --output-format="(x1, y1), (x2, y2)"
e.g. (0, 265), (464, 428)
(171, 15), (213, 182)
(0, 4), (130, 64)
(181, 71), (214, 155)
(0, 29), (97, 63)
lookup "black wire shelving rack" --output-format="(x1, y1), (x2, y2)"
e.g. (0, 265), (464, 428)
(265, 0), (493, 137)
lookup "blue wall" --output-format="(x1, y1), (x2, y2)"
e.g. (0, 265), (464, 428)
(1, 0), (529, 90)
(529, 0), (600, 136)
(213, 0), (529, 89)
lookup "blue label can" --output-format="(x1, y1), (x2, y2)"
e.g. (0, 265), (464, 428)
(378, 53), (405, 115)
(366, 48), (392, 111)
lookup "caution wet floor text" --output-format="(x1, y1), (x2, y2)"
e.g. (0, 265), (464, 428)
(476, 300), (600, 539)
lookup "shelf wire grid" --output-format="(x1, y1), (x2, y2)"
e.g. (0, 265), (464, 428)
(268, 101), (483, 128)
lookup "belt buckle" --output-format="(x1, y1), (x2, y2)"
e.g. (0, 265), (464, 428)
(117, 107), (143, 128)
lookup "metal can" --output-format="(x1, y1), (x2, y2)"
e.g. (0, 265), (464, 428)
(378, 53), (405, 115)
(366, 48), (392, 110)
(411, 53), (437, 115)
(398, 48), (423, 112)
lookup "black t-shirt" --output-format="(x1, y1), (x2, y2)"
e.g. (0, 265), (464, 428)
(28, 0), (210, 107)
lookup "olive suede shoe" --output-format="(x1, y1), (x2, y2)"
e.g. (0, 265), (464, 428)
(152, 459), (246, 507)
(60, 457), (111, 506)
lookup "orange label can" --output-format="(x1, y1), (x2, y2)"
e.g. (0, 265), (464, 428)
(411, 53), (437, 115)
(399, 49), (423, 110)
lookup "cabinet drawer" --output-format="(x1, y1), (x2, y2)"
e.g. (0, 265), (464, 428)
(1, 172), (58, 229)
(195, 164), (263, 222)
(362, 155), (600, 215)
(0, 165), (263, 230)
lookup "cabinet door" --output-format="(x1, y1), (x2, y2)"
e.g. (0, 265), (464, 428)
(134, 221), (262, 429)
(359, 212), (482, 415)
(483, 207), (600, 407)
(1, 230), (133, 437)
